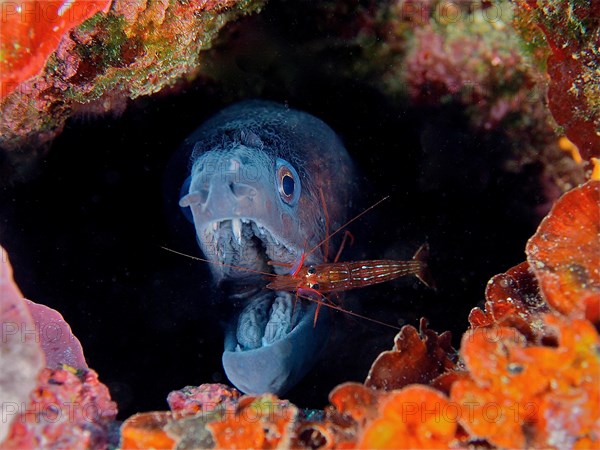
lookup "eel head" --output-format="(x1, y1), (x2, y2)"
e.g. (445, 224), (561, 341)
(179, 101), (354, 395)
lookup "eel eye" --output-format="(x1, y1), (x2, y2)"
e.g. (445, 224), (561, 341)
(275, 158), (301, 206)
(282, 173), (294, 196)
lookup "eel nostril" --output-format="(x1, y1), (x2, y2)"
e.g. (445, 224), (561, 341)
(230, 182), (256, 198)
(199, 188), (209, 204)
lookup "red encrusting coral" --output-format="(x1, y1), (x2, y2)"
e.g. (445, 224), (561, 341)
(328, 382), (381, 425)
(206, 395), (298, 449)
(468, 261), (549, 341)
(451, 315), (599, 448)
(526, 180), (600, 323)
(307, 382), (383, 448)
(364, 317), (456, 390)
(0, 0), (111, 99)
(360, 181), (600, 449)
(358, 385), (458, 449)
(119, 412), (175, 450)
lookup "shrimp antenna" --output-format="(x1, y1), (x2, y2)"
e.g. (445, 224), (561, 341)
(160, 246), (276, 278)
(296, 292), (401, 331)
(305, 195), (390, 259)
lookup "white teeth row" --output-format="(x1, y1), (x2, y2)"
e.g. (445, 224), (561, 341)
(255, 225), (266, 237)
(232, 218), (242, 245)
(205, 219), (295, 255)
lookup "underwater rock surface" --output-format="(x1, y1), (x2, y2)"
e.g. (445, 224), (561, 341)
(513, 0), (600, 159)
(2, 0), (600, 447)
(0, 248), (45, 443)
(0, 0), (264, 176)
(2, 367), (118, 450)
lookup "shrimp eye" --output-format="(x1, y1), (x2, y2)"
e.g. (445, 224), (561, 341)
(310, 282), (320, 290)
(307, 266), (316, 275)
(275, 158), (301, 206)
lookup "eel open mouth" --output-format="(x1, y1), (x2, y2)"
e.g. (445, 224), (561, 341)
(199, 218), (304, 349)
(200, 218), (299, 279)
(198, 217), (331, 395)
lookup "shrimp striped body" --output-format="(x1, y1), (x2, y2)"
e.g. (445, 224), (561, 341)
(266, 244), (432, 293)
(316, 260), (425, 291)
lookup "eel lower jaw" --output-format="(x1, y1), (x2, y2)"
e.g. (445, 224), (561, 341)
(222, 292), (331, 395)
(198, 218), (330, 395)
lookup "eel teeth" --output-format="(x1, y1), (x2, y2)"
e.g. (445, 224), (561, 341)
(212, 222), (218, 231)
(232, 218), (242, 245)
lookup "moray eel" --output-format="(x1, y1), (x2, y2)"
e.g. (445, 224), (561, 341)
(178, 101), (355, 394)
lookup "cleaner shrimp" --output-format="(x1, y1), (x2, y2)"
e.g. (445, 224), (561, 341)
(162, 193), (433, 329)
